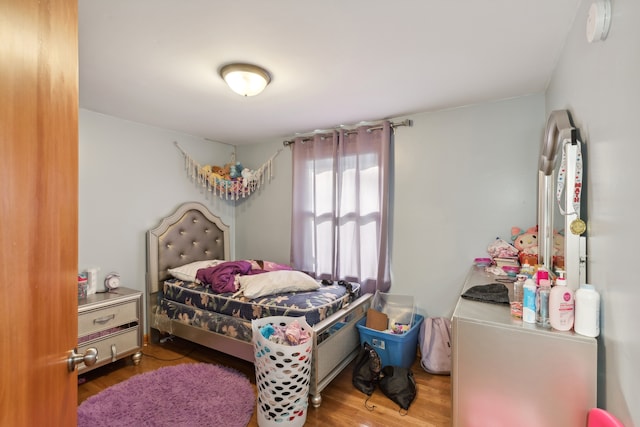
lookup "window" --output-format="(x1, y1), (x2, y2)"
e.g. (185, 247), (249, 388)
(290, 123), (392, 294)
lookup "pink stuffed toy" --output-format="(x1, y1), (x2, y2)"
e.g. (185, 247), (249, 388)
(511, 226), (538, 255)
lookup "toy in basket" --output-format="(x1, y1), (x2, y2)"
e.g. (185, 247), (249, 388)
(252, 316), (313, 427)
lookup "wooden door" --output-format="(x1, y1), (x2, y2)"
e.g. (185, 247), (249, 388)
(0, 0), (79, 425)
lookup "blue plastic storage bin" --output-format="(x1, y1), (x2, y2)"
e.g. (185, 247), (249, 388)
(356, 314), (424, 368)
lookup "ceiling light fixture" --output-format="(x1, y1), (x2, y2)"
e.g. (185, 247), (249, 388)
(586, 0), (611, 43)
(219, 63), (271, 97)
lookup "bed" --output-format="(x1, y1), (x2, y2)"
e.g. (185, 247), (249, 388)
(145, 201), (372, 407)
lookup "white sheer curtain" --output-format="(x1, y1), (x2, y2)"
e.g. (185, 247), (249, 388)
(290, 121), (391, 294)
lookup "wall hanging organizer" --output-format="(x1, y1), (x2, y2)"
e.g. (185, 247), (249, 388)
(175, 141), (282, 200)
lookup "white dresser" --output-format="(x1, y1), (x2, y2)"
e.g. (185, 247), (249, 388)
(77, 287), (143, 373)
(451, 266), (597, 427)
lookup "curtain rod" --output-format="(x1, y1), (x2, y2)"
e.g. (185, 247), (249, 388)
(282, 119), (413, 147)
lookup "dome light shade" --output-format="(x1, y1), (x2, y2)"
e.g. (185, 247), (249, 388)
(219, 63), (271, 97)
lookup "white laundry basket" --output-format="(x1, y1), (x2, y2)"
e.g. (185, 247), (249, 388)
(252, 316), (313, 427)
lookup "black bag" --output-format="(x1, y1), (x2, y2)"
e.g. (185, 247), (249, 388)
(352, 342), (382, 396)
(378, 365), (417, 411)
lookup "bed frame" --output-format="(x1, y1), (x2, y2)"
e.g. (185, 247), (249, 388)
(145, 201), (371, 407)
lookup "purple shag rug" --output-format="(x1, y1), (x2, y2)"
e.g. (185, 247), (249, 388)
(78, 363), (255, 427)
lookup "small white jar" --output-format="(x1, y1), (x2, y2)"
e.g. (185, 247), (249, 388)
(574, 284), (600, 337)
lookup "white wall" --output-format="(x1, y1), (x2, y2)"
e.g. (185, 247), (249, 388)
(79, 109), (235, 297)
(546, 0), (640, 423)
(391, 95), (544, 318)
(235, 141), (292, 264)
(235, 94), (545, 319)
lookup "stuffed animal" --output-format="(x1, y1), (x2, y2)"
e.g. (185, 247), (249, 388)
(241, 168), (256, 188)
(511, 226), (538, 255)
(198, 165), (219, 184)
(199, 165), (213, 176)
(214, 164), (231, 180)
(229, 162), (243, 179)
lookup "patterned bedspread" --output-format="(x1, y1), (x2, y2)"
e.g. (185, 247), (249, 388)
(155, 279), (360, 342)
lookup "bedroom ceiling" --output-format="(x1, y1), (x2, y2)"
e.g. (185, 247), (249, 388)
(79, 0), (583, 146)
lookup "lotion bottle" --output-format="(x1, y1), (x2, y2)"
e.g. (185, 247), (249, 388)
(549, 271), (574, 331)
(522, 278), (537, 324)
(574, 284), (600, 337)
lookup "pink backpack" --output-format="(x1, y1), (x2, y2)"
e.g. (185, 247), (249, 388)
(418, 317), (452, 375)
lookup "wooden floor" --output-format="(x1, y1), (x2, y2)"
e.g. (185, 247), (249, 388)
(78, 337), (452, 426)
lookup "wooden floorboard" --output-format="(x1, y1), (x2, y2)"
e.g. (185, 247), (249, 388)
(78, 337), (452, 426)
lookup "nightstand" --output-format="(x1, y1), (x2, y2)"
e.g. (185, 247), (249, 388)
(77, 287), (143, 373)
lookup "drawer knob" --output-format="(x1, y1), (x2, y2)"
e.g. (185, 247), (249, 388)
(67, 347), (98, 372)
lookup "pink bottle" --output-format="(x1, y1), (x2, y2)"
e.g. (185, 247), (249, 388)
(549, 271), (574, 331)
(536, 268), (549, 285)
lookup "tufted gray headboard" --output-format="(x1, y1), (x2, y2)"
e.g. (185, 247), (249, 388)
(146, 202), (230, 295)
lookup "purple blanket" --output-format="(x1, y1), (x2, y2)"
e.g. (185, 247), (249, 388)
(196, 261), (253, 293)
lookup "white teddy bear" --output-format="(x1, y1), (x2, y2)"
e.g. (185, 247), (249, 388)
(241, 168), (256, 188)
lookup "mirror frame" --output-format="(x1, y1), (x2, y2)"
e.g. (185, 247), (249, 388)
(537, 110), (586, 289)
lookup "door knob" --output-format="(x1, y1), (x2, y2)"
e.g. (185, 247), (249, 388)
(68, 347), (98, 372)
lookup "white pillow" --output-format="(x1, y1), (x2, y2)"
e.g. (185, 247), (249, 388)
(239, 270), (320, 299)
(167, 260), (222, 282)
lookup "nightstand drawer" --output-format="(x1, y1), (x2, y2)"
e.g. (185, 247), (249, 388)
(78, 298), (139, 337)
(77, 326), (140, 372)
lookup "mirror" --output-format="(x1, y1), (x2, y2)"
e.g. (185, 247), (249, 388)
(537, 110), (586, 290)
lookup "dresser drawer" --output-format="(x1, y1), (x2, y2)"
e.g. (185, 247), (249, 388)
(78, 298), (139, 337)
(77, 326), (140, 372)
